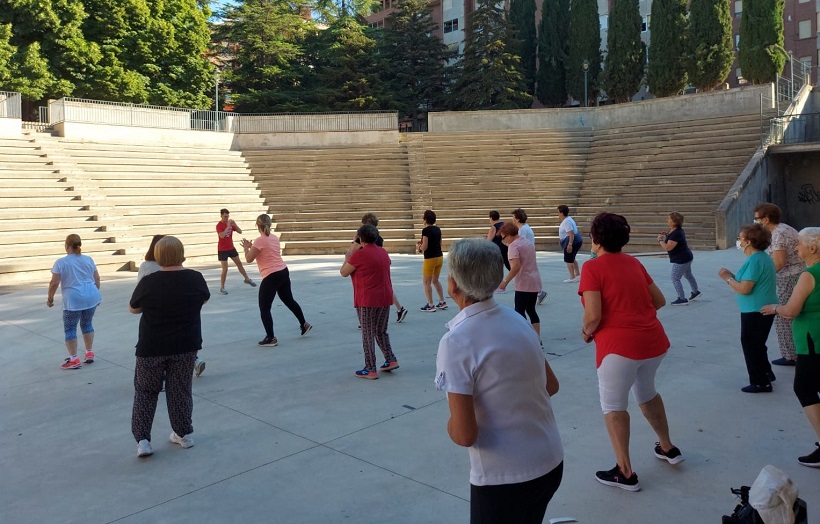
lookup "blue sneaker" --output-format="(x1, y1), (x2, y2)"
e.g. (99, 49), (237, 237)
(420, 304), (436, 312)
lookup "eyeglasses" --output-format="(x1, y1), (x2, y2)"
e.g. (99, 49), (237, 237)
(753, 216), (762, 220)
(500, 235), (508, 240)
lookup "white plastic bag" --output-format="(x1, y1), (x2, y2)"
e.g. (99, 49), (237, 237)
(749, 465), (799, 524)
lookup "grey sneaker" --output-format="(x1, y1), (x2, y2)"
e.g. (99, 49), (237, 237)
(537, 290), (548, 305)
(219, 288), (228, 295)
(137, 439), (153, 457)
(194, 359), (206, 378)
(170, 432), (194, 449)
(244, 279), (256, 287)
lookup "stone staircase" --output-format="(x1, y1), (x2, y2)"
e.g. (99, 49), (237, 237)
(0, 135), (128, 285)
(574, 112), (771, 252)
(403, 129), (593, 251)
(242, 144), (416, 255)
(0, 133), (267, 285)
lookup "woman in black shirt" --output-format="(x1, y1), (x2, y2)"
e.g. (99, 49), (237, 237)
(129, 236), (210, 457)
(417, 210), (447, 311)
(658, 212), (701, 306)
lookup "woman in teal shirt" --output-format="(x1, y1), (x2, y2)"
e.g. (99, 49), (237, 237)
(762, 227), (820, 467)
(719, 224), (778, 393)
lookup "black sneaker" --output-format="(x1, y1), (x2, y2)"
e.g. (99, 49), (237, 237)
(397, 307), (408, 323)
(258, 336), (278, 346)
(654, 442), (684, 464)
(436, 301), (448, 310)
(798, 442), (820, 468)
(595, 465), (640, 491)
(301, 322), (312, 336)
(689, 290), (701, 301)
(771, 357), (796, 366)
(767, 371), (776, 382)
(671, 298), (688, 306)
(741, 383), (772, 393)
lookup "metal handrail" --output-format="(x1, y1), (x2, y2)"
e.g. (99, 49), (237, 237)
(0, 91), (22, 119)
(46, 97), (399, 133)
(768, 113), (820, 145)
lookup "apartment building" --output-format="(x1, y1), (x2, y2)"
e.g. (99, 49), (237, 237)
(367, 0), (819, 89)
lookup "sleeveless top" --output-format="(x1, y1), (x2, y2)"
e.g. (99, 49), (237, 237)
(793, 262), (820, 356)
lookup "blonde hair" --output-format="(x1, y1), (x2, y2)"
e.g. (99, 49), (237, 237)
(65, 234), (82, 254)
(256, 214), (272, 236)
(154, 236), (185, 267)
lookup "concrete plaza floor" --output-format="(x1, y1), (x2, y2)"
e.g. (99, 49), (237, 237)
(1, 249), (817, 524)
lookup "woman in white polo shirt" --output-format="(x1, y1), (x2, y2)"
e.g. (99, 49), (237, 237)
(435, 238), (563, 524)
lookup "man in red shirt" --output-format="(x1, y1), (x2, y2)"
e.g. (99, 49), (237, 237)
(216, 208), (255, 294)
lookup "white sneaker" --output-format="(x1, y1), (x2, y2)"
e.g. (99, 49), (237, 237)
(194, 359), (206, 377)
(219, 288), (228, 295)
(563, 278), (574, 283)
(170, 432), (194, 448)
(137, 439), (153, 457)
(572, 276), (580, 282)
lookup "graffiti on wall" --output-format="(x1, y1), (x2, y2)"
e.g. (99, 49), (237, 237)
(797, 184), (820, 205)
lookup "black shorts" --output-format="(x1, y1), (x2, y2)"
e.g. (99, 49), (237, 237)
(560, 237), (583, 263)
(218, 248), (239, 261)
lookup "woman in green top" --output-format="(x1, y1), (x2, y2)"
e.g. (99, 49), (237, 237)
(718, 224), (778, 393)
(761, 227), (820, 467)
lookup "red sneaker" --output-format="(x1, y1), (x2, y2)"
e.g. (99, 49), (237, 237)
(380, 361), (400, 372)
(355, 369), (378, 380)
(84, 351), (95, 363)
(61, 357), (81, 370)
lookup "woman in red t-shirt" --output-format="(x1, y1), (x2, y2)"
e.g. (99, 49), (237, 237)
(341, 224), (399, 380)
(579, 212), (683, 492)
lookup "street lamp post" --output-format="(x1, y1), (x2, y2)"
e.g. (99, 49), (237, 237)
(214, 69), (220, 112)
(582, 59), (590, 107)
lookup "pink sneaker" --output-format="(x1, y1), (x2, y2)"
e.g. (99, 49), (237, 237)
(84, 350), (95, 363)
(61, 357), (81, 370)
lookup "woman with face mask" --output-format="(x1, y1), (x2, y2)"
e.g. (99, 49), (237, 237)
(718, 224), (779, 393)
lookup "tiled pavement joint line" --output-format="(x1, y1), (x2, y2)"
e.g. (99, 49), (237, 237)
(106, 396), (464, 524)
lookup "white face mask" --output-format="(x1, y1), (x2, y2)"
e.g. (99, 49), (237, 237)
(736, 240), (745, 251)
(753, 219), (761, 224)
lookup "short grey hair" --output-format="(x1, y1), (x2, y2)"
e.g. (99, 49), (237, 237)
(447, 238), (504, 302)
(798, 227), (820, 250)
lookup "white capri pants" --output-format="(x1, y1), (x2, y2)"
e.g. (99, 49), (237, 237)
(597, 353), (666, 413)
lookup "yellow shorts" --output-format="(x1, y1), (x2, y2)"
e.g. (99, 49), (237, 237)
(422, 256), (444, 278)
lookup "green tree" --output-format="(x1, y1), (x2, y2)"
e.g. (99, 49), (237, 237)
(687, 0), (734, 90)
(449, 0), (532, 110)
(536, 0), (570, 106)
(509, 0), (537, 95)
(0, 24), (55, 100)
(647, 0), (687, 97)
(215, 0), (314, 112)
(566, 0), (601, 104)
(738, 0), (785, 83)
(602, 0), (645, 102)
(379, 0), (453, 128)
(311, 16), (394, 110)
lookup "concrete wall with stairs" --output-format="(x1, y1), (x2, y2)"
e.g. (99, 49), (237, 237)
(0, 105), (773, 285)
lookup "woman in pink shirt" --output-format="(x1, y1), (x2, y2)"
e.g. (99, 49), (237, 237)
(497, 222), (543, 338)
(240, 215), (312, 347)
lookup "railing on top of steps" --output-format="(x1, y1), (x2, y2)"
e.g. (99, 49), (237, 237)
(761, 56), (812, 146)
(0, 91), (21, 119)
(44, 97), (398, 133)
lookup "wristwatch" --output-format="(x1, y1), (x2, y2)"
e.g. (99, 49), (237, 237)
(726, 277), (733, 283)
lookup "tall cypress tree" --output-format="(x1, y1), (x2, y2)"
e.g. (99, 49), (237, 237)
(380, 0), (453, 127)
(602, 0), (645, 102)
(738, 0), (785, 83)
(647, 0), (687, 97)
(536, 0), (569, 106)
(687, 0), (734, 91)
(449, 0), (532, 110)
(566, 0), (601, 105)
(509, 0), (538, 95)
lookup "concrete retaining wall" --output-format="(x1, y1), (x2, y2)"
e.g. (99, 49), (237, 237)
(0, 118), (21, 137)
(53, 122), (236, 149)
(429, 84), (774, 132)
(783, 152), (820, 229)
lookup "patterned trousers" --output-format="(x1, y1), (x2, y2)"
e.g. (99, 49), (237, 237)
(132, 352), (196, 442)
(670, 262), (698, 300)
(356, 306), (396, 372)
(775, 273), (799, 361)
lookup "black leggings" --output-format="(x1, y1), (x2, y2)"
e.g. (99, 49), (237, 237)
(470, 461), (563, 524)
(514, 291), (540, 325)
(794, 334), (819, 407)
(739, 312), (774, 386)
(259, 268), (306, 338)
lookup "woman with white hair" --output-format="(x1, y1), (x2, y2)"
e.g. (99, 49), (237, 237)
(435, 238), (562, 523)
(761, 227), (820, 467)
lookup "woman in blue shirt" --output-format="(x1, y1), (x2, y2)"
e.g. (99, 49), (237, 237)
(719, 224), (778, 393)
